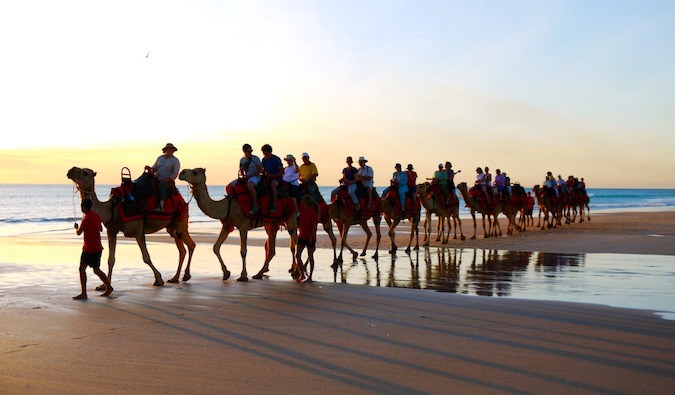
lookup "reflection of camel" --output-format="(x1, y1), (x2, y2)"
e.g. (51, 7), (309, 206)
(380, 198), (420, 255)
(328, 200), (382, 262)
(417, 182), (464, 244)
(179, 168), (297, 281)
(457, 182), (501, 239)
(67, 167), (195, 287)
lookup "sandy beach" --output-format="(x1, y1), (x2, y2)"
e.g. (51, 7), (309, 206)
(1, 211), (674, 393)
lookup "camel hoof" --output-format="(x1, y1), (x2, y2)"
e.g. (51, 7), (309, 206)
(470, 236), (476, 240)
(414, 246), (419, 251)
(153, 280), (164, 287)
(95, 284), (106, 291)
(223, 271), (231, 281)
(352, 252), (358, 262)
(360, 251), (366, 257)
(330, 261), (340, 270)
(182, 273), (191, 282)
(252, 273), (265, 280)
(237, 276), (249, 282)
(167, 277), (179, 284)
(405, 247), (411, 255)
(372, 252), (378, 259)
(461, 236), (466, 240)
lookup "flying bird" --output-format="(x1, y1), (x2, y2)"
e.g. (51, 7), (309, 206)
(146, 51), (150, 58)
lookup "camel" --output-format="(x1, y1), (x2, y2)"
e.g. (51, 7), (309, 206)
(328, 197), (382, 263)
(457, 182), (504, 239)
(380, 196), (421, 255)
(532, 185), (561, 229)
(67, 167), (195, 287)
(179, 168), (298, 281)
(417, 182), (465, 244)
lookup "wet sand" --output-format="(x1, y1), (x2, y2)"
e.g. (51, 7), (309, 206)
(1, 211), (674, 393)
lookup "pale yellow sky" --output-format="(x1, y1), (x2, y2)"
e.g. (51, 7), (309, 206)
(1, 1), (674, 188)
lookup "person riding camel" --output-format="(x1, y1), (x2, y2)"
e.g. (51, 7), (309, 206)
(475, 167), (492, 205)
(238, 143), (263, 215)
(494, 169), (506, 201)
(299, 152), (320, 202)
(484, 166), (494, 203)
(406, 164), (417, 205)
(357, 156), (374, 210)
(260, 144), (283, 213)
(332, 156), (360, 210)
(151, 143), (180, 212)
(392, 163), (408, 211)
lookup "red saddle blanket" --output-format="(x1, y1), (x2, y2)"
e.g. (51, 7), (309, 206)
(383, 189), (421, 216)
(110, 183), (187, 224)
(425, 184), (458, 210)
(331, 187), (382, 218)
(468, 185), (498, 211)
(226, 182), (295, 223)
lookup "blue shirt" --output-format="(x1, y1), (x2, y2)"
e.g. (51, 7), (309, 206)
(262, 154), (283, 177)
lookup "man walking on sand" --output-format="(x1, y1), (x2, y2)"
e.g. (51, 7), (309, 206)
(73, 198), (112, 300)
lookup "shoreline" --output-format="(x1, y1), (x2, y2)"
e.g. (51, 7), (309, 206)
(1, 210), (674, 393)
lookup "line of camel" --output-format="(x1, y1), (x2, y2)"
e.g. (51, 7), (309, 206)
(67, 166), (590, 289)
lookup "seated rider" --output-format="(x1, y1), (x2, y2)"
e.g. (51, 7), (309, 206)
(151, 143), (180, 211)
(484, 166), (494, 202)
(261, 144), (283, 213)
(406, 164), (417, 205)
(557, 174), (567, 199)
(475, 167), (492, 204)
(428, 163), (448, 202)
(283, 154), (301, 213)
(238, 143), (263, 215)
(444, 161), (460, 200)
(299, 152), (320, 201)
(357, 156), (374, 209)
(494, 169), (506, 201)
(332, 156), (360, 210)
(392, 163), (408, 210)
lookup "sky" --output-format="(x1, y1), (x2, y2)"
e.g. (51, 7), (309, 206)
(1, 0), (674, 187)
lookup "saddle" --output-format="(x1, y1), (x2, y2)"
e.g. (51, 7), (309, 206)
(331, 186), (381, 217)
(383, 188), (421, 216)
(110, 167), (186, 223)
(226, 178), (295, 222)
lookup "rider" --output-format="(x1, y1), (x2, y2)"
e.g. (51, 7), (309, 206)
(334, 156), (360, 210)
(151, 143), (180, 211)
(260, 144), (283, 213)
(406, 164), (417, 205)
(475, 167), (492, 204)
(392, 163), (408, 210)
(299, 152), (320, 201)
(239, 143), (263, 215)
(357, 156), (374, 209)
(494, 169), (506, 201)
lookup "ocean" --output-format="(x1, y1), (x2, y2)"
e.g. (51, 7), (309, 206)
(1, 184), (674, 319)
(1, 184), (674, 237)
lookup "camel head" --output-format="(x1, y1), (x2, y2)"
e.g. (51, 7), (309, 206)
(457, 182), (467, 191)
(67, 167), (96, 190)
(179, 168), (207, 187)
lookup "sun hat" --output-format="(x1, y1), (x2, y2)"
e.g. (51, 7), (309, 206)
(302, 152), (309, 158)
(162, 143), (177, 152)
(284, 154), (295, 161)
(395, 163), (401, 168)
(407, 164), (413, 170)
(358, 156), (368, 162)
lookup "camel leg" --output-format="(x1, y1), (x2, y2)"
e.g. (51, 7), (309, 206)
(254, 225), (278, 279)
(238, 229), (249, 281)
(323, 220), (338, 265)
(435, 214), (442, 242)
(213, 224), (234, 281)
(359, 222), (372, 258)
(405, 218), (419, 254)
(98, 230), (118, 291)
(423, 212), (431, 246)
(470, 212), (477, 239)
(388, 218), (400, 255)
(373, 215), (382, 259)
(168, 230), (187, 283)
(482, 214), (489, 238)
(135, 233), (164, 286)
(180, 229), (196, 282)
(455, 215), (465, 240)
(337, 223), (351, 264)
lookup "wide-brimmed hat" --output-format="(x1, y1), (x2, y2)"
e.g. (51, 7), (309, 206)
(407, 164), (413, 170)
(358, 156), (368, 162)
(162, 143), (178, 152)
(302, 152), (309, 158)
(284, 154), (295, 161)
(395, 163), (401, 168)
